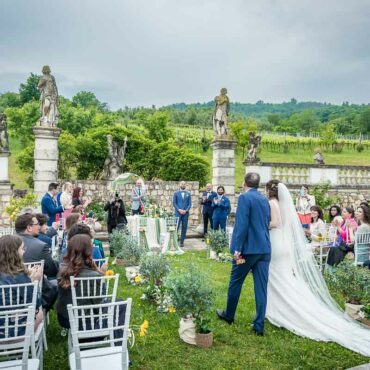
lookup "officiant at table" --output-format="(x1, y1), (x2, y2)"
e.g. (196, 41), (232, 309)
(131, 179), (146, 215)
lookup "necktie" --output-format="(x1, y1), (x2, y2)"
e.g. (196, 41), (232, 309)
(138, 188), (141, 196)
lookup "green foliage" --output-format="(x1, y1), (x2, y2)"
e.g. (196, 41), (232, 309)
(361, 304), (370, 319)
(145, 111), (173, 142)
(58, 132), (78, 179)
(324, 259), (370, 305)
(165, 264), (214, 319)
(139, 253), (171, 286)
(359, 107), (370, 133)
(16, 142), (35, 187)
(207, 229), (228, 254)
(19, 73), (40, 104)
(0, 92), (21, 111)
(320, 123), (337, 147)
(110, 229), (143, 265)
(85, 201), (106, 222)
(5, 193), (38, 222)
(72, 91), (107, 111)
(356, 143), (364, 152)
(5, 101), (39, 145)
(195, 315), (212, 334)
(310, 182), (338, 211)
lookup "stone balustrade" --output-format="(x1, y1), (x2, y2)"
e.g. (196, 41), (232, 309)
(245, 162), (370, 187)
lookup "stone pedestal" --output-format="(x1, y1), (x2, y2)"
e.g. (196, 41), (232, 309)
(0, 151), (12, 226)
(33, 126), (61, 201)
(211, 137), (237, 209)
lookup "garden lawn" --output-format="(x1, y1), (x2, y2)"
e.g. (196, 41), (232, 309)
(44, 252), (369, 370)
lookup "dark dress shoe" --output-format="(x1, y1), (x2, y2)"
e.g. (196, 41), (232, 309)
(251, 326), (264, 336)
(216, 309), (234, 325)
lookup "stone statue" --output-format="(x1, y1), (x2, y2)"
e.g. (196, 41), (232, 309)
(213, 87), (230, 136)
(37, 65), (59, 127)
(247, 132), (261, 163)
(103, 135), (127, 180)
(0, 113), (9, 152)
(314, 148), (325, 165)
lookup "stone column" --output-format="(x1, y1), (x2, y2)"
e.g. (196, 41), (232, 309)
(33, 126), (61, 201)
(211, 138), (237, 210)
(0, 151), (13, 226)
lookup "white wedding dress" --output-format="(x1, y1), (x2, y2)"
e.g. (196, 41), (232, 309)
(266, 183), (370, 357)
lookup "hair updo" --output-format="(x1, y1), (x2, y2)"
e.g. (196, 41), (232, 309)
(266, 180), (280, 200)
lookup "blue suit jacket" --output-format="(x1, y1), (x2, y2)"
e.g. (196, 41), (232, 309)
(211, 195), (231, 219)
(230, 188), (271, 255)
(173, 190), (192, 217)
(201, 191), (217, 215)
(41, 193), (64, 226)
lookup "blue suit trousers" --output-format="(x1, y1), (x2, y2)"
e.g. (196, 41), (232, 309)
(225, 253), (270, 333)
(213, 216), (227, 232)
(177, 213), (189, 244)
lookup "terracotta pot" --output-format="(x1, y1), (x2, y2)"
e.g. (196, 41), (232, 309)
(195, 331), (213, 348)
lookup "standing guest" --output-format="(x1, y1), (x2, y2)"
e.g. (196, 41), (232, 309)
(72, 186), (91, 211)
(212, 186), (231, 232)
(329, 205), (342, 223)
(327, 207), (358, 267)
(217, 173), (271, 336)
(296, 185), (315, 228)
(104, 192), (128, 234)
(0, 235), (44, 333)
(15, 213), (59, 279)
(41, 182), (66, 226)
(305, 206), (326, 250)
(131, 179), (146, 215)
(201, 183), (217, 237)
(173, 181), (192, 248)
(58, 182), (73, 208)
(355, 205), (370, 265)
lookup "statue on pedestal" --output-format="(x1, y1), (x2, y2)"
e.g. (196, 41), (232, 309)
(247, 132), (261, 163)
(0, 113), (9, 152)
(37, 65), (59, 127)
(213, 88), (230, 137)
(103, 135), (127, 180)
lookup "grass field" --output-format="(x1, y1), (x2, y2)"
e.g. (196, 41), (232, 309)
(43, 252), (369, 370)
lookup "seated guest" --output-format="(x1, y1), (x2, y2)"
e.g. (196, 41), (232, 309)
(329, 205), (341, 223)
(355, 204), (370, 264)
(56, 234), (104, 329)
(0, 235), (44, 332)
(60, 213), (81, 257)
(327, 207), (358, 267)
(16, 213), (59, 279)
(72, 186), (91, 212)
(41, 182), (68, 227)
(211, 186), (231, 232)
(305, 206), (326, 249)
(36, 213), (55, 248)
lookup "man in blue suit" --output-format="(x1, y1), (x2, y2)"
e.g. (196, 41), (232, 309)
(172, 181), (192, 247)
(200, 183), (217, 236)
(41, 182), (67, 226)
(217, 173), (271, 336)
(211, 185), (231, 232)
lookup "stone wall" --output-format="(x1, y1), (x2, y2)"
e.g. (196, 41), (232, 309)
(61, 180), (201, 226)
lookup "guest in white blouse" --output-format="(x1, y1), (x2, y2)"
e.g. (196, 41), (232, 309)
(305, 205), (326, 249)
(58, 182), (73, 208)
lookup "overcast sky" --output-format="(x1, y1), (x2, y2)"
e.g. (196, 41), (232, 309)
(1, 0), (370, 109)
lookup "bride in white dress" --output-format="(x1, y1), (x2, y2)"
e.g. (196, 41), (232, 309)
(265, 180), (370, 357)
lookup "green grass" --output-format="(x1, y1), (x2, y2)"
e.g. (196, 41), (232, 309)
(44, 252), (368, 370)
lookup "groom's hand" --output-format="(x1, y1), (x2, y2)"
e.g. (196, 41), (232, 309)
(233, 251), (241, 261)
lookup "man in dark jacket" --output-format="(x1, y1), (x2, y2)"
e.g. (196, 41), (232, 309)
(104, 192), (128, 234)
(200, 183), (217, 236)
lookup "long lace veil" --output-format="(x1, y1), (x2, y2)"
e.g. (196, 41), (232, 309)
(277, 183), (345, 312)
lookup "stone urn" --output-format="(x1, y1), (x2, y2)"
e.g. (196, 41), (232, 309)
(179, 317), (196, 345)
(195, 331), (213, 348)
(125, 266), (140, 282)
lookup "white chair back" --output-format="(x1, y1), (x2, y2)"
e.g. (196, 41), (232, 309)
(67, 299), (132, 370)
(0, 306), (37, 370)
(354, 231), (370, 266)
(70, 274), (119, 307)
(0, 228), (15, 237)
(0, 281), (38, 310)
(93, 257), (109, 268)
(315, 223), (337, 272)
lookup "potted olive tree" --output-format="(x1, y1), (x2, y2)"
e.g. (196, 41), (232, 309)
(165, 265), (214, 347)
(207, 229), (228, 260)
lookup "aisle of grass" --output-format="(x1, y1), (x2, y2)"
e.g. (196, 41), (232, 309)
(44, 252), (368, 370)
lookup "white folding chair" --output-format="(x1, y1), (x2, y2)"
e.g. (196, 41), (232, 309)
(23, 261), (48, 351)
(0, 227), (15, 236)
(93, 257), (109, 269)
(354, 231), (370, 266)
(314, 224), (336, 272)
(0, 282), (43, 365)
(0, 306), (39, 370)
(67, 299), (132, 370)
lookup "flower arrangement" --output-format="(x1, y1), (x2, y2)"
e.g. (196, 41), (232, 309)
(144, 199), (171, 218)
(140, 284), (173, 312)
(139, 320), (149, 337)
(217, 252), (233, 263)
(105, 269), (114, 277)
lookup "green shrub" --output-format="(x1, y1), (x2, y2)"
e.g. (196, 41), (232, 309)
(85, 201), (106, 222)
(110, 229), (143, 265)
(356, 143), (364, 153)
(139, 253), (170, 286)
(324, 259), (370, 305)
(207, 229), (229, 254)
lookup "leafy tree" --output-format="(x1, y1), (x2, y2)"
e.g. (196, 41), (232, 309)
(72, 91), (108, 111)
(0, 92), (21, 111)
(358, 107), (370, 134)
(19, 73), (40, 104)
(58, 132), (78, 179)
(229, 118), (258, 159)
(145, 112), (173, 142)
(16, 142), (35, 187)
(267, 113), (281, 126)
(319, 123), (337, 149)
